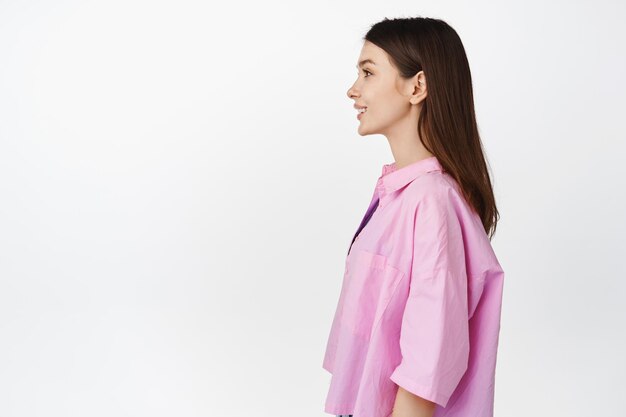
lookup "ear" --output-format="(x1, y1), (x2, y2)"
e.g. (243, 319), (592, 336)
(409, 70), (427, 105)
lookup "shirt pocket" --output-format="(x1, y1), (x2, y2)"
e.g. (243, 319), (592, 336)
(342, 249), (405, 339)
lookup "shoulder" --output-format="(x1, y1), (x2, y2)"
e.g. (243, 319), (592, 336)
(403, 171), (480, 236)
(403, 171), (460, 211)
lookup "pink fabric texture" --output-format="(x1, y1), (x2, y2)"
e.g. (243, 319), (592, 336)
(322, 156), (505, 417)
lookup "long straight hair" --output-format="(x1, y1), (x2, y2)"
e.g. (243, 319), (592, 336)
(364, 17), (500, 240)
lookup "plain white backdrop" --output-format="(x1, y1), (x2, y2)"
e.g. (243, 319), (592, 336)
(1, 0), (625, 416)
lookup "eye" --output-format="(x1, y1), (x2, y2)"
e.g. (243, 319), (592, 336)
(363, 69), (372, 77)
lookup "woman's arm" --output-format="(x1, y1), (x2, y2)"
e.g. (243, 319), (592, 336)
(391, 386), (436, 417)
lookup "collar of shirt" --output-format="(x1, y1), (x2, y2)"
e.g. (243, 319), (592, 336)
(375, 156), (444, 207)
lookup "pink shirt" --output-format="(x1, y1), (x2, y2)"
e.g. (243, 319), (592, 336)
(322, 156), (505, 417)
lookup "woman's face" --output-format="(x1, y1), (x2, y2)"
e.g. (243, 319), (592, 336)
(347, 41), (426, 137)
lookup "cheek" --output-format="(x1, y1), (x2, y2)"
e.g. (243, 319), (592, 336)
(372, 91), (405, 120)
(361, 81), (406, 120)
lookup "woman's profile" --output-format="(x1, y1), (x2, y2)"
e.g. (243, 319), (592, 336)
(322, 16), (505, 417)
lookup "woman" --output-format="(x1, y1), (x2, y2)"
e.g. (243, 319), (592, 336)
(322, 17), (505, 417)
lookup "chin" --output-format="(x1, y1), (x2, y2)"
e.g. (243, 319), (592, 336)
(358, 126), (377, 136)
(357, 123), (372, 136)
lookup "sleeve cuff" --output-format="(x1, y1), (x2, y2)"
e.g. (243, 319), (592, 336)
(389, 368), (451, 408)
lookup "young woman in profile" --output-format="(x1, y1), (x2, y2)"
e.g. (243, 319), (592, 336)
(322, 17), (505, 417)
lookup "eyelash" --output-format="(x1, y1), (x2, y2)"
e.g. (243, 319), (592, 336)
(359, 69), (372, 78)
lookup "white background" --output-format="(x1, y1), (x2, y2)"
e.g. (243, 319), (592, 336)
(1, 0), (625, 416)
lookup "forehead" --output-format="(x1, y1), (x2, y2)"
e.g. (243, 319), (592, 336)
(356, 42), (387, 68)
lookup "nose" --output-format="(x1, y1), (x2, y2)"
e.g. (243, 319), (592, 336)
(347, 85), (358, 100)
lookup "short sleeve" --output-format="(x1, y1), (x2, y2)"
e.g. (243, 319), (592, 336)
(389, 189), (470, 408)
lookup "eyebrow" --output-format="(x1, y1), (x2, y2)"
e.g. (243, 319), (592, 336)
(356, 59), (376, 69)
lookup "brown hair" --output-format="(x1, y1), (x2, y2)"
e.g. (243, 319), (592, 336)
(364, 16), (500, 240)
